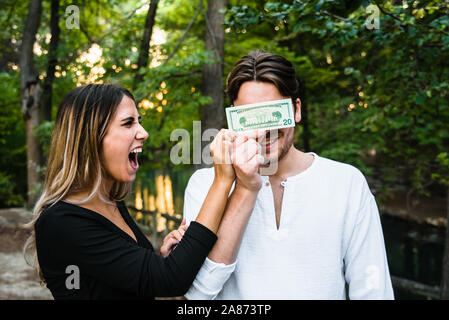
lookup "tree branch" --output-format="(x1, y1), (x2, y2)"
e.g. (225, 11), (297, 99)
(78, 1), (153, 47)
(97, 1), (152, 44)
(321, 10), (350, 22)
(374, 2), (403, 24)
(375, 1), (449, 36)
(79, 21), (94, 44)
(162, 0), (204, 66)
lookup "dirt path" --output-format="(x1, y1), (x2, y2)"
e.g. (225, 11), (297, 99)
(0, 208), (52, 300)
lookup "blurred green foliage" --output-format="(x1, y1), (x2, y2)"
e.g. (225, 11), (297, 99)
(223, 0), (449, 201)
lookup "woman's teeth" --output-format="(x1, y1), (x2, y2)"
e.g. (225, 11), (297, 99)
(129, 148), (142, 170)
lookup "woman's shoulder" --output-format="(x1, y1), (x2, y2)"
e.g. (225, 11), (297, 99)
(36, 201), (94, 232)
(39, 200), (85, 217)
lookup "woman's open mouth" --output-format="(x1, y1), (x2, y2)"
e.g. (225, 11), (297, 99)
(128, 147), (142, 171)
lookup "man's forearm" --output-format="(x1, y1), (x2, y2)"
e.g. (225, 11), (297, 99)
(207, 184), (258, 264)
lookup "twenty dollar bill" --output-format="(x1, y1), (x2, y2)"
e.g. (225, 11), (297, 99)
(225, 98), (295, 132)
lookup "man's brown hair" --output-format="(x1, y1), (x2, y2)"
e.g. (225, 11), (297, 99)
(226, 50), (300, 104)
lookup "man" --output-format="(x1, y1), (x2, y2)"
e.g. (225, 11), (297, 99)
(183, 50), (394, 299)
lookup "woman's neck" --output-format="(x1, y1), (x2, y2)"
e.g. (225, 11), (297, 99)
(65, 190), (116, 214)
(66, 177), (114, 205)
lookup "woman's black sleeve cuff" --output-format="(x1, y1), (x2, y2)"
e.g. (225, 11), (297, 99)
(185, 221), (217, 252)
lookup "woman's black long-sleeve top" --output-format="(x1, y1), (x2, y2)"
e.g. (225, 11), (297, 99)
(35, 200), (216, 300)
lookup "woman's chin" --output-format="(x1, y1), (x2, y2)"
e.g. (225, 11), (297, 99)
(125, 173), (137, 182)
(112, 172), (136, 183)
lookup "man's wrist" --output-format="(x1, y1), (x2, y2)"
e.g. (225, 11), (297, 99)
(233, 182), (260, 197)
(235, 179), (261, 193)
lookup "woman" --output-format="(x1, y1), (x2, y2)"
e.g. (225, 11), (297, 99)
(23, 84), (236, 299)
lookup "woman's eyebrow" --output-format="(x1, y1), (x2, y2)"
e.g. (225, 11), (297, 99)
(121, 115), (141, 122)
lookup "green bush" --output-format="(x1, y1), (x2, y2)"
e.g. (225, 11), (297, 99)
(0, 172), (24, 208)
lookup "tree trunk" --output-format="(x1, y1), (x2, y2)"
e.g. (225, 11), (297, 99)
(441, 187), (449, 299)
(133, 0), (159, 90)
(200, 0), (228, 167)
(298, 78), (310, 152)
(40, 0), (60, 122)
(19, 0), (43, 209)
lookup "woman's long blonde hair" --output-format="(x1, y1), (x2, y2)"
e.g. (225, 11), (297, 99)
(23, 84), (136, 284)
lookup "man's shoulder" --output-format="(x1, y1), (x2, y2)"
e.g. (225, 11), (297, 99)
(187, 167), (215, 189)
(191, 167), (215, 178)
(316, 154), (366, 181)
(313, 154), (372, 196)
(314, 154), (375, 209)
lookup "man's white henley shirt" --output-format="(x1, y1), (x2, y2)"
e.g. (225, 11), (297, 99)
(183, 153), (394, 299)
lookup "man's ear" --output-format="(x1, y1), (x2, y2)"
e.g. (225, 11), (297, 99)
(294, 98), (301, 123)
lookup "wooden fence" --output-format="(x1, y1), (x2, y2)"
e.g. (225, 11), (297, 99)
(128, 206), (182, 246)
